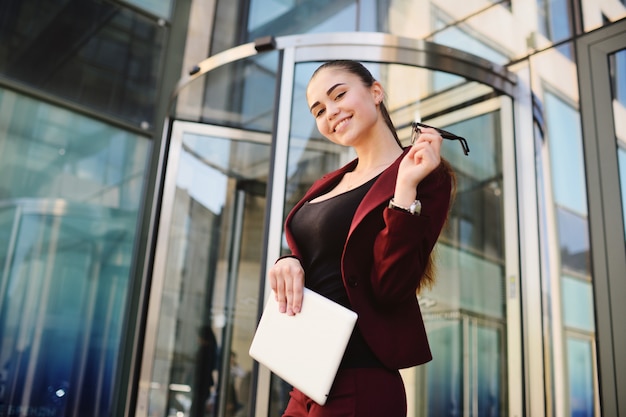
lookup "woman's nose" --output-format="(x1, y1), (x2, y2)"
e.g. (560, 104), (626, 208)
(326, 102), (339, 119)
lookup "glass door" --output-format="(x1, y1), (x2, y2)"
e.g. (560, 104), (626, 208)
(577, 19), (626, 417)
(137, 122), (272, 417)
(140, 32), (520, 417)
(412, 95), (517, 417)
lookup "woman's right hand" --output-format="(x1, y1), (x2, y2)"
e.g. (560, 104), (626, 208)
(268, 257), (304, 316)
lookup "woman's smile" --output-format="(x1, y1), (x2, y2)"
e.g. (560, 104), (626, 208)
(333, 117), (351, 133)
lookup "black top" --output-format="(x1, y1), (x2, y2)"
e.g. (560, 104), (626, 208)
(290, 174), (384, 369)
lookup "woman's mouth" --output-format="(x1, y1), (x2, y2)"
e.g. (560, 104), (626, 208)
(334, 117), (350, 132)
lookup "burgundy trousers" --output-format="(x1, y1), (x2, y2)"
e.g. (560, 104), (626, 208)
(282, 367), (407, 417)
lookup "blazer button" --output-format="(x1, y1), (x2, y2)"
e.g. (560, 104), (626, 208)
(348, 279), (358, 287)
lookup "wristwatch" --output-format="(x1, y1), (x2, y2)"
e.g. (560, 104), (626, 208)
(388, 198), (421, 215)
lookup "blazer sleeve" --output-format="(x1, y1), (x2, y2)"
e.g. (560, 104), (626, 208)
(368, 163), (452, 306)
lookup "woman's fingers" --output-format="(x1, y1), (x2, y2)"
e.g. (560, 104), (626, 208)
(409, 128), (442, 167)
(268, 257), (304, 315)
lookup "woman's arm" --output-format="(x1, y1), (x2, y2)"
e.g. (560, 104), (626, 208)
(369, 164), (452, 305)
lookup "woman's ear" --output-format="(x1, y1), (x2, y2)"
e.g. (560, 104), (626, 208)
(371, 81), (385, 104)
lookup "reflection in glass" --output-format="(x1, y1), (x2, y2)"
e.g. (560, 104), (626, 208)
(146, 132), (270, 417)
(556, 208), (590, 275)
(177, 53), (279, 134)
(567, 338), (595, 417)
(536, 53), (598, 416)
(0, 0), (166, 127)
(545, 92), (588, 216)
(609, 49), (626, 241)
(0, 89), (150, 416)
(247, 0), (357, 40)
(562, 276), (594, 332)
(537, 0), (573, 42)
(118, 0), (173, 19)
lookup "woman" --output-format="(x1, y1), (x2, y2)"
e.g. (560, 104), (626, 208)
(268, 60), (455, 416)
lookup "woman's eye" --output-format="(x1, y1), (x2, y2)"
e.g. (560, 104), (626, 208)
(315, 108), (325, 118)
(335, 91), (346, 100)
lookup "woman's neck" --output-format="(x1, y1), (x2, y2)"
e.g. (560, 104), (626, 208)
(352, 133), (403, 172)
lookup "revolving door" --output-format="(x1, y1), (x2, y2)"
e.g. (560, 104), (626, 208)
(136, 32), (521, 417)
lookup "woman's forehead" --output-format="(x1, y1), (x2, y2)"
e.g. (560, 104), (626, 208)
(307, 69), (359, 97)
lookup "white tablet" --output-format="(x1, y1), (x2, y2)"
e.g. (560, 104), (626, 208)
(249, 288), (358, 405)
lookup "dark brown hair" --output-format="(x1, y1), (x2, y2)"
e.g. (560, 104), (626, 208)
(310, 60), (456, 292)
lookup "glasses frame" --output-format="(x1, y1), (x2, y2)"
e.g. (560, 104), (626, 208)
(411, 122), (470, 156)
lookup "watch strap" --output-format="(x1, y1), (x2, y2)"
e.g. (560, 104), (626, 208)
(388, 198), (421, 215)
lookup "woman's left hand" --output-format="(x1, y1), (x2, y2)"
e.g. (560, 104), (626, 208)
(394, 127), (442, 203)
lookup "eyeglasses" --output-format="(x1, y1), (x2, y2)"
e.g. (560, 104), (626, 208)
(411, 122), (470, 156)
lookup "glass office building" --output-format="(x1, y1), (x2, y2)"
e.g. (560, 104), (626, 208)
(0, 1), (624, 416)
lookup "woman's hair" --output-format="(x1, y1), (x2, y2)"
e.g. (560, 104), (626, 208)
(311, 60), (457, 293)
(419, 160), (456, 292)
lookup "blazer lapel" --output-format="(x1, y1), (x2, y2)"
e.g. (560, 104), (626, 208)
(285, 148), (408, 251)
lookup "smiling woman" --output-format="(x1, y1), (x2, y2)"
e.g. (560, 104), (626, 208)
(266, 60), (456, 416)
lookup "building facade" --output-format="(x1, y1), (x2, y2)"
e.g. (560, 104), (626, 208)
(0, 1), (625, 417)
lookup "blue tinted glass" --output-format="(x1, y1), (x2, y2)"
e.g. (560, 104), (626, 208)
(246, 0), (357, 40)
(119, 0), (172, 19)
(611, 50), (626, 240)
(476, 326), (502, 417)
(0, 206), (135, 416)
(562, 276), (595, 331)
(567, 338), (595, 417)
(435, 245), (505, 318)
(0, 0), (166, 127)
(545, 92), (587, 214)
(537, 0), (572, 42)
(0, 89), (150, 416)
(434, 24), (508, 65)
(426, 319), (462, 417)
(611, 50), (626, 106)
(617, 148), (626, 239)
(424, 319), (503, 417)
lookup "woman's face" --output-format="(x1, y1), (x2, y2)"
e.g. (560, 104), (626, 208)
(306, 68), (383, 147)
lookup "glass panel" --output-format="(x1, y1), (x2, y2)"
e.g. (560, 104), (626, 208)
(414, 318), (504, 417)
(0, 89), (150, 416)
(0, 0), (166, 127)
(609, 49), (626, 241)
(421, 111), (506, 417)
(247, 0), (357, 40)
(475, 325), (503, 417)
(116, 0), (173, 19)
(531, 43), (599, 416)
(545, 92), (588, 216)
(617, 146), (626, 240)
(176, 53), (280, 134)
(537, 0), (573, 43)
(270, 60), (507, 417)
(0, 88), (150, 206)
(567, 337), (595, 417)
(432, 17), (509, 65)
(556, 207), (590, 275)
(422, 318), (462, 417)
(562, 276), (595, 332)
(146, 129), (270, 417)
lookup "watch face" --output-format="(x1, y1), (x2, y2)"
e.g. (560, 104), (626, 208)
(410, 200), (421, 215)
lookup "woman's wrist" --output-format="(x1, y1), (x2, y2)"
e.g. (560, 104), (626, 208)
(393, 184), (417, 207)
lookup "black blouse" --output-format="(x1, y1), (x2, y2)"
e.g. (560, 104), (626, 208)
(290, 174), (384, 369)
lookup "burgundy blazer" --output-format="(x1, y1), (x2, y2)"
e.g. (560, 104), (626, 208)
(283, 148), (452, 370)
